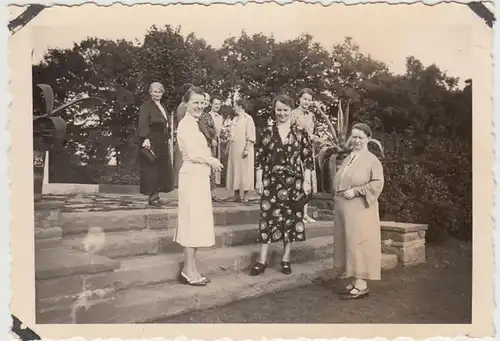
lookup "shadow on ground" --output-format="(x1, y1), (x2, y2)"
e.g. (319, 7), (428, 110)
(158, 238), (472, 324)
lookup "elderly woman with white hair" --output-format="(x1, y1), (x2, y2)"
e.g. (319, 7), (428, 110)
(138, 82), (174, 206)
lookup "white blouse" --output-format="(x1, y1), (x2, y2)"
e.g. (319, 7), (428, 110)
(177, 113), (213, 173)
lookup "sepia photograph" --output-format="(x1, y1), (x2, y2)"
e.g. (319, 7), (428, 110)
(7, 1), (495, 339)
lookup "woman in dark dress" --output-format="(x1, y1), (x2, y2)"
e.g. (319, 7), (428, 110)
(250, 94), (314, 276)
(138, 82), (174, 206)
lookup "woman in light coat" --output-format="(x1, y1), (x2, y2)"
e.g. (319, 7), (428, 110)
(173, 86), (223, 286)
(225, 98), (256, 203)
(333, 122), (384, 299)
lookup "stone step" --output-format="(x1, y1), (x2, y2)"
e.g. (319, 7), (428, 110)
(36, 235), (338, 313)
(60, 204), (262, 236)
(99, 235), (336, 291)
(61, 221), (334, 259)
(52, 253), (397, 324)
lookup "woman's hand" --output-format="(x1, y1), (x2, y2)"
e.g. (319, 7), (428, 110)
(142, 139), (151, 150)
(211, 139), (218, 147)
(242, 148), (249, 158)
(303, 180), (312, 195)
(343, 189), (356, 200)
(210, 158), (223, 171)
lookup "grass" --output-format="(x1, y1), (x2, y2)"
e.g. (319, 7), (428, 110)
(160, 237), (472, 324)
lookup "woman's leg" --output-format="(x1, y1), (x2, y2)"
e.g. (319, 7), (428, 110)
(282, 242), (292, 262)
(258, 243), (269, 264)
(241, 190), (249, 202)
(182, 246), (199, 278)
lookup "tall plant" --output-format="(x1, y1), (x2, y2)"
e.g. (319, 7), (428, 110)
(314, 99), (384, 193)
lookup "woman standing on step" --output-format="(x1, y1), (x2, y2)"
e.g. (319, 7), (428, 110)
(225, 98), (256, 203)
(173, 86), (223, 286)
(250, 94), (314, 276)
(138, 82), (174, 207)
(291, 88), (319, 223)
(333, 123), (384, 299)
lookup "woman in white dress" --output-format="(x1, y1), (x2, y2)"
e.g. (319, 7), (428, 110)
(173, 86), (223, 286)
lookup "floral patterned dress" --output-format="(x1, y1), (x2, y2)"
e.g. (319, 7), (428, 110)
(198, 111), (218, 190)
(255, 122), (314, 244)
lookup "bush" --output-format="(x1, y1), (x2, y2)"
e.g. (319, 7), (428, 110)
(380, 161), (471, 243)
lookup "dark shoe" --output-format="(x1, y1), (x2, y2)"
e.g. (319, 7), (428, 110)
(339, 287), (369, 300)
(148, 198), (165, 207)
(178, 272), (208, 286)
(250, 262), (267, 276)
(281, 261), (292, 275)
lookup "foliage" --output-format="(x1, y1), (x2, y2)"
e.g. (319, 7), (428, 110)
(32, 27), (472, 241)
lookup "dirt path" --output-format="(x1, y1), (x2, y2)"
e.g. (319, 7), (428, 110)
(160, 239), (472, 324)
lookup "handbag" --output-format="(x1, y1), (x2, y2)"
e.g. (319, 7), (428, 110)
(140, 147), (157, 163)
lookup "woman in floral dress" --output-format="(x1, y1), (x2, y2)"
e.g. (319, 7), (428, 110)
(250, 94), (314, 276)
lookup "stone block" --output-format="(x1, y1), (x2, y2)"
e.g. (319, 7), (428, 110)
(380, 221), (428, 265)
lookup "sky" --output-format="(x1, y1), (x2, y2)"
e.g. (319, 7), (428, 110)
(21, 2), (477, 82)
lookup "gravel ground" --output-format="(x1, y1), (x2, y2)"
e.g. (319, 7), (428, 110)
(160, 238), (472, 324)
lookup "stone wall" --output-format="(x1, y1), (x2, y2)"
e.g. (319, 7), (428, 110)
(309, 193), (428, 266)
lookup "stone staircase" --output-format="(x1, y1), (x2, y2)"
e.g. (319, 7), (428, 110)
(35, 194), (426, 324)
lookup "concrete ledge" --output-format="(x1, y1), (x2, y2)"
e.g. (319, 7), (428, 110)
(35, 227), (63, 240)
(34, 201), (64, 229)
(36, 247), (121, 280)
(42, 183), (101, 195)
(381, 221), (428, 266)
(381, 221), (428, 233)
(62, 221), (334, 258)
(60, 205), (262, 236)
(35, 227), (63, 250)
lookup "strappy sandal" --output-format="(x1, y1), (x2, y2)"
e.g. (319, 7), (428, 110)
(337, 283), (354, 295)
(250, 262), (267, 276)
(281, 261), (292, 275)
(178, 272), (208, 286)
(339, 286), (370, 300)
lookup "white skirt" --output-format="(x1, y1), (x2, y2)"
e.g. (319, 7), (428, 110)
(173, 165), (215, 248)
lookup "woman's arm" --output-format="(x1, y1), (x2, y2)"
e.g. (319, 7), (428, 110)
(177, 123), (215, 165)
(255, 127), (271, 181)
(138, 103), (150, 139)
(352, 158), (384, 206)
(300, 129), (315, 175)
(244, 115), (256, 150)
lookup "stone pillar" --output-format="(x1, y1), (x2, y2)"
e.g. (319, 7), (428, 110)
(380, 222), (428, 266)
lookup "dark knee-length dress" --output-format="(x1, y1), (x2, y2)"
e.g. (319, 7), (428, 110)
(255, 123), (314, 243)
(138, 100), (173, 196)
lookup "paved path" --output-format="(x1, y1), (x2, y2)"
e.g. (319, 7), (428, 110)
(40, 188), (261, 213)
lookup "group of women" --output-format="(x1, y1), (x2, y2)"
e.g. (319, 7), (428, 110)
(138, 82), (385, 299)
